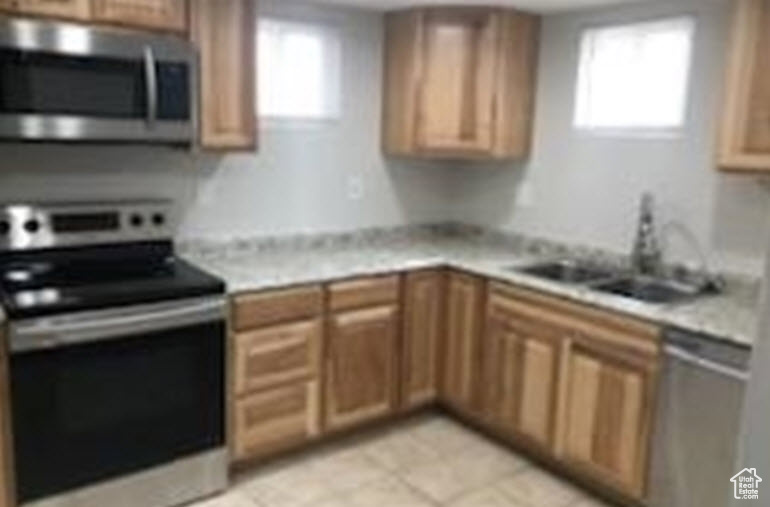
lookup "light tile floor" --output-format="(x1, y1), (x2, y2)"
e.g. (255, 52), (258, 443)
(193, 413), (613, 507)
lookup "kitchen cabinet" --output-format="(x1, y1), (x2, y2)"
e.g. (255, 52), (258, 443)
(560, 336), (658, 499)
(191, 0), (257, 151)
(231, 285), (323, 462)
(325, 276), (399, 431)
(483, 289), (562, 451)
(401, 270), (444, 409)
(233, 381), (320, 462)
(1, 0), (91, 20)
(383, 7), (539, 160)
(91, 0), (186, 32)
(441, 271), (485, 412)
(719, 0), (770, 171)
(482, 283), (659, 501)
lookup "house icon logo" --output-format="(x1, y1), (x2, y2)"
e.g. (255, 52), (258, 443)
(731, 468), (762, 500)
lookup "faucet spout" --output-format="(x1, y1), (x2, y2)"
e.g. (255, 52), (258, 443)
(631, 192), (663, 276)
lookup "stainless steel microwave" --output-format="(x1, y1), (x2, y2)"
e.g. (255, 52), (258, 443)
(0, 17), (197, 144)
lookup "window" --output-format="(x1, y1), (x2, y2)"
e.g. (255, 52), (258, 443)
(257, 18), (342, 120)
(574, 17), (695, 133)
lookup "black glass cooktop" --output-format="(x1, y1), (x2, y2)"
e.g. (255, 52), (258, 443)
(0, 242), (225, 319)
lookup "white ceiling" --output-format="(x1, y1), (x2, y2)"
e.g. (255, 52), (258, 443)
(300, 0), (651, 14)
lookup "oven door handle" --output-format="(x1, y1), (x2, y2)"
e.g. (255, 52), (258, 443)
(10, 296), (225, 353)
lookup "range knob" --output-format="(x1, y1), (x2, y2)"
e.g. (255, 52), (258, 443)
(0, 220), (9, 236)
(130, 214), (145, 228)
(152, 213), (166, 227)
(23, 219), (40, 234)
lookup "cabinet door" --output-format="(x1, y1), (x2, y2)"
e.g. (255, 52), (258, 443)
(325, 305), (398, 430)
(720, 0), (770, 171)
(91, 0), (186, 32)
(191, 0), (257, 150)
(417, 9), (498, 155)
(441, 271), (484, 412)
(233, 380), (320, 461)
(560, 343), (656, 499)
(14, 0), (90, 19)
(401, 270), (444, 408)
(484, 307), (560, 450)
(234, 319), (321, 396)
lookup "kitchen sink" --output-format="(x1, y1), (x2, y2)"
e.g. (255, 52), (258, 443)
(513, 260), (618, 285)
(591, 276), (701, 304)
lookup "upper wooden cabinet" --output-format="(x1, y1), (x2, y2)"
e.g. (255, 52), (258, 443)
(91, 0), (186, 32)
(719, 0), (770, 171)
(191, 0), (257, 150)
(441, 271), (485, 412)
(383, 7), (540, 160)
(0, 0), (185, 30)
(1, 0), (91, 20)
(401, 270), (444, 409)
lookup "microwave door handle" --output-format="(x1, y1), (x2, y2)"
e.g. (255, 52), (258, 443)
(143, 46), (158, 128)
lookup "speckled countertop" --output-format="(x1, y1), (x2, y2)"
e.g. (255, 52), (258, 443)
(181, 227), (760, 348)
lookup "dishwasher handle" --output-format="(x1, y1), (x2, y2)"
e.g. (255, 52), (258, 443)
(665, 344), (750, 382)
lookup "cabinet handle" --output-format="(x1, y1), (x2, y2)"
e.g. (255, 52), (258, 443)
(143, 45), (158, 128)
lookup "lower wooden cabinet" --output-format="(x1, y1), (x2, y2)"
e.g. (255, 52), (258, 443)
(483, 290), (562, 451)
(560, 338), (658, 499)
(228, 271), (660, 503)
(442, 271), (485, 412)
(325, 304), (399, 430)
(233, 380), (320, 461)
(401, 270), (444, 408)
(234, 319), (321, 396)
(230, 286), (323, 463)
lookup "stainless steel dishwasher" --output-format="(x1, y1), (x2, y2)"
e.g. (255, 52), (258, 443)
(648, 328), (751, 507)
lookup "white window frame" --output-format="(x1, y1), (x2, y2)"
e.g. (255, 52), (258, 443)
(573, 16), (696, 139)
(256, 17), (343, 125)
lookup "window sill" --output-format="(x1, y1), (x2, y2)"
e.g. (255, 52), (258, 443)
(573, 127), (686, 140)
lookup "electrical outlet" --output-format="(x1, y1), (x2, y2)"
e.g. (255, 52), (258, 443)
(347, 175), (364, 201)
(516, 181), (536, 208)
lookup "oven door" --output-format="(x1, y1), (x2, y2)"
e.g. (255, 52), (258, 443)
(8, 296), (225, 504)
(0, 17), (195, 143)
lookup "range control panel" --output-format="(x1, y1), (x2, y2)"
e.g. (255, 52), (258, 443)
(0, 201), (174, 251)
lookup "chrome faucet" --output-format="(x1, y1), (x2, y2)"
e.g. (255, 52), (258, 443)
(631, 193), (663, 276)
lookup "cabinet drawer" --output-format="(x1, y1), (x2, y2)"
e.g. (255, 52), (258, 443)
(233, 285), (323, 331)
(233, 381), (320, 462)
(234, 319), (321, 396)
(329, 275), (399, 311)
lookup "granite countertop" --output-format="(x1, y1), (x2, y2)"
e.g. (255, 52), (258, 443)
(182, 231), (760, 348)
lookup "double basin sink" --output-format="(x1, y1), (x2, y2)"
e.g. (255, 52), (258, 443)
(511, 260), (709, 304)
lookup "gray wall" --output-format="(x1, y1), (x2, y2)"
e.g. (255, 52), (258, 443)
(0, 0), (768, 278)
(0, 0), (451, 240)
(447, 0), (770, 276)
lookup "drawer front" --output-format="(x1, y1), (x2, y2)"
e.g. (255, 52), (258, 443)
(233, 381), (320, 461)
(329, 275), (400, 312)
(234, 319), (321, 396)
(233, 285), (323, 331)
